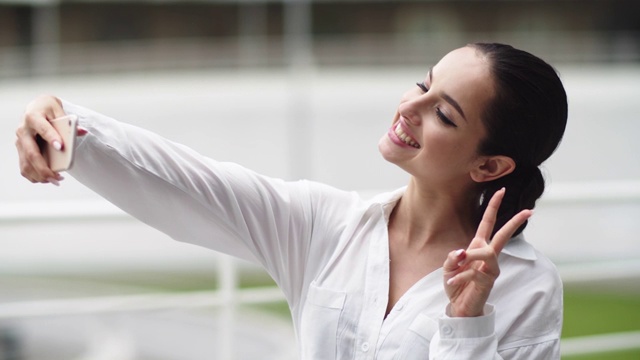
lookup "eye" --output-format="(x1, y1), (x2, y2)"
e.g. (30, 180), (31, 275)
(436, 108), (457, 128)
(416, 82), (429, 93)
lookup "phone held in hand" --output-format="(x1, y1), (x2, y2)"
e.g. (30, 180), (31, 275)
(42, 114), (78, 172)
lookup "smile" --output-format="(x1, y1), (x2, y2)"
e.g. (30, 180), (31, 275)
(393, 123), (420, 148)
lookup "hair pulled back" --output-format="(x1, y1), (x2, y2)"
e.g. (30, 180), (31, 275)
(470, 43), (568, 236)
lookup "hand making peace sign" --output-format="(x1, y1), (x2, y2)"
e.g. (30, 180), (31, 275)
(443, 188), (533, 317)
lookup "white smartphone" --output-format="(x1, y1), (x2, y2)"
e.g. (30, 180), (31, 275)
(42, 114), (78, 172)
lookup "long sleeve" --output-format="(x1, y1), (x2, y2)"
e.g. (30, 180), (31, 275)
(63, 101), (314, 304)
(426, 248), (563, 360)
(428, 305), (560, 359)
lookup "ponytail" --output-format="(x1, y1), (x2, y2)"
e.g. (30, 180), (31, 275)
(470, 43), (567, 237)
(478, 166), (545, 237)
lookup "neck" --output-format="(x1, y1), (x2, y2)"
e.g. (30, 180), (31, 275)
(389, 177), (478, 250)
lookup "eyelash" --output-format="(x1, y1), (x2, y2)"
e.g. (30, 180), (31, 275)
(415, 82), (457, 128)
(416, 82), (428, 93)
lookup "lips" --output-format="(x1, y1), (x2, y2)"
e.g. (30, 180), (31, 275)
(390, 121), (420, 148)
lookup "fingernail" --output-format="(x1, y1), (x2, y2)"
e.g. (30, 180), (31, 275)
(47, 177), (60, 186)
(52, 140), (62, 151)
(447, 277), (456, 286)
(455, 249), (466, 266)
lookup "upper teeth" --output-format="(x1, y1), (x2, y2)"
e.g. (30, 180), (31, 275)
(395, 123), (419, 148)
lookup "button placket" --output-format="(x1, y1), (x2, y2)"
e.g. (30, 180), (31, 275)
(354, 210), (390, 359)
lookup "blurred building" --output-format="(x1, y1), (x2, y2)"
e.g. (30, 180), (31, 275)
(1, 0), (639, 77)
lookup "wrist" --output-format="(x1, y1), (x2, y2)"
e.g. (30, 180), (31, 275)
(448, 303), (484, 318)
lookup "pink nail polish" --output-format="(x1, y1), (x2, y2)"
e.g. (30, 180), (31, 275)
(47, 177), (60, 186)
(447, 277), (456, 286)
(52, 140), (62, 151)
(454, 249), (464, 257)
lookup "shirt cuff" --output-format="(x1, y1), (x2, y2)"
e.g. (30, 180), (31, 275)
(439, 304), (495, 339)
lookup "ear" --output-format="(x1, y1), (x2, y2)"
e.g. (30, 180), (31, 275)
(470, 155), (516, 183)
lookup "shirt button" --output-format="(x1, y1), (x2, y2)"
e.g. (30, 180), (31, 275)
(361, 342), (370, 352)
(442, 325), (453, 336)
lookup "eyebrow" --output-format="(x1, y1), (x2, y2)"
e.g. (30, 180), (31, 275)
(429, 68), (467, 122)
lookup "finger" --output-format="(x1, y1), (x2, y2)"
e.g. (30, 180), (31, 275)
(25, 94), (65, 120)
(16, 125), (60, 182)
(25, 112), (63, 149)
(446, 266), (496, 288)
(475, 188), (506, 241)
(490, 209), (533, 254)
(46, 177), (61, 186)
(77, 125), (89, 136)
(17, 156), (39, 183)
(443, 249), (466, 272)
(457, 247), (501, 277)
(18, 152), (60, 184)
(50, 100), (66, 119)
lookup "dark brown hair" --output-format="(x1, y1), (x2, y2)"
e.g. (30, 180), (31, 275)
(471, 43), (568, 236)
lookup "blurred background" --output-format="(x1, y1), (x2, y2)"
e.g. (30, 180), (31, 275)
(1, 0), (639, 359)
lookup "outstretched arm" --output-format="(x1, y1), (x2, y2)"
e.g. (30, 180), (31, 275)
(15, 96), (316, 305)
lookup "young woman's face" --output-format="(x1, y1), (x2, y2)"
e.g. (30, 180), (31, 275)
(378, 46), (495, 187)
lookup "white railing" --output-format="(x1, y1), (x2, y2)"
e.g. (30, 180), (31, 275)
(0, 284), (285, 320)
(542, 180), (640, 204)
(1, 180), (640, 359)
(561, 331), (640, 357)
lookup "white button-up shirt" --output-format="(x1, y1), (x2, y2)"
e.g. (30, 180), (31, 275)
(64, 101), (563, 359)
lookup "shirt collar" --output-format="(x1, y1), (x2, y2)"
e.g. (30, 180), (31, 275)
(501, 233), (538, 261)
(369, 187), (538, 261)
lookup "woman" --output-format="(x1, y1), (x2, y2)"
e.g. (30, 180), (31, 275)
(16, 43), (567, 359)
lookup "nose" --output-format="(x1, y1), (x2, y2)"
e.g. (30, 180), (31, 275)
(398, 94), (424, 126)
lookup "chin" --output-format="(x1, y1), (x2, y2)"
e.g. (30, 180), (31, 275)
(378, 135), (399, 163)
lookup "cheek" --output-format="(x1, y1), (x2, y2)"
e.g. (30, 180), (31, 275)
(424, 131), (478, 165)
(391, 110), (400, 125)
(422, 124), (452, 148)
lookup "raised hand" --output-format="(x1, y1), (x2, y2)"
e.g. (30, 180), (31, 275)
(442, 188), (533, 317)
(15, 95), (86, 185)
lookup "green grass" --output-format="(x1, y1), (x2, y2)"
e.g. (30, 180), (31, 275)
(563, 349), (640, 360)
(563, 290), (640, 337)
(561, 290), (640, 360)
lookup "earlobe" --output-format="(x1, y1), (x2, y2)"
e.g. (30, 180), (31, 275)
(470, 156), (516, 183)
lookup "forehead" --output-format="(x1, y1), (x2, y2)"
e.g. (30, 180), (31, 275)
(431, 47), (494, 119)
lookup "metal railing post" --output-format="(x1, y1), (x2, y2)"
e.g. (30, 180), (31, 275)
(239, 2), (269, 67)
(284, 0), (314, 181)
(217, 254), (238, 360)
(31, 0), (60, 77)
